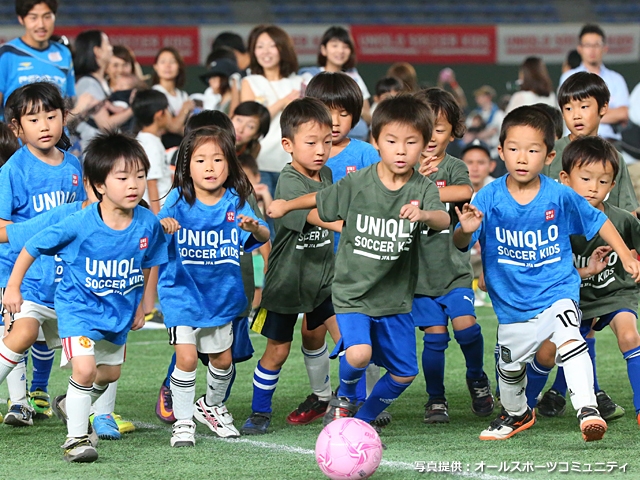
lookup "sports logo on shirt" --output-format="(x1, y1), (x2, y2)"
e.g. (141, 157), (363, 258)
(139, 237), (148, 250)
(72, 174), (78, 186)
(226, 211), (235, 222)
(346, 166), (356, 174)
(410, 200), (420, 206)
(17, 62), (33, 71)
(48, 51), (63, 62)
(545, 209), (555, 221)
(436, 180), (447, 188)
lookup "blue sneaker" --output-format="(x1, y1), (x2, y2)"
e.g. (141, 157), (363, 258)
(3, 403), (34, 426)
(91, 413), (121, 440)
(240, 412), (271, 435)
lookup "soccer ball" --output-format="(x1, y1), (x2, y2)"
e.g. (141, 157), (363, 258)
(315, 418), (383, 479)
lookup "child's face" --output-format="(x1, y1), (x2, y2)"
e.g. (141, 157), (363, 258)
(426, 113), (454, 160)
(232, 114), (261, 146)
(498, 125), (554, 185)
(154, 51), (180, 82)
(113, 75), (136, 92)
(559, 161), (615, 208)
(562, 97), (607, 138)
(107, 56), (133, 83)
(190, 140), (228, 197)
(17, 107), (64, 153)
(208, 76), (222, 94)
(321, 39), (351, 69)
(329, 107), (352, 147)
(96, 158), (146, 210)
(254, 33), (280, 71)
(372, 122), (426, 176)
(463, 149), (495, 188)
(282, 121), (332, 174)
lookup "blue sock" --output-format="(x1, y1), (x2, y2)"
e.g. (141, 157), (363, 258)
(586, 337), (599, 392)
(355, 371), (368, 403)
(525, 358), (552, 408)
(356, 373), (411, 423)
(30, 342), (54, 392)
(251, 362), (280, 413)
(494, 343), (500, 398)
(623, 346), (640, 413)
(164, 353), (177, 388)
(337, 355), (366, 402)
(421, 332), (449, 400)
(223, 362), (237, 403)
(454, 323), (484, 379)
(550, 366), (568, 396)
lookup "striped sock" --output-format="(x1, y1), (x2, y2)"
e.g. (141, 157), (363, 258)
(92, 381), (118, 415)
(170, 368), (197, 421)
(623, 346), (640, 412)
(251, 362), (280, 413)
(6, 357), (28, 405)
(558, 341), (596, 410)
(89, 383), (108, 405)
(0, 339), (24, 385)
(30, 342), (55, 392)
(206, 364), (234, 406)
(67, 377), (92, 438)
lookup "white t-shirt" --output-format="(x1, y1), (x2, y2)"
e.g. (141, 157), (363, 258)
(137, 131), (172, 207)
(505, 90), (557, 113)
(152, 84), (189, 116)
(244, 73), (304, 173)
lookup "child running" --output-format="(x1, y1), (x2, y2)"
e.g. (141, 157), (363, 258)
(2, 132), (168, 462)
(158, 125), (269, 447)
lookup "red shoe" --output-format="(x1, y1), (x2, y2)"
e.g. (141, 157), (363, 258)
(156, 383), (175, 424)
(286, 394), (329, 425)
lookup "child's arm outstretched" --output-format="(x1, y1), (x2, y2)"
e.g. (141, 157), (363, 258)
(598, 219), (640, 281)
(453, 203), (484, 249)
(238, 215), (271, 243)
(2, 248), (36, 314)
(578, 246), (612, 279)
(268, 193), (342, 232)
(399, 203), (450, 230)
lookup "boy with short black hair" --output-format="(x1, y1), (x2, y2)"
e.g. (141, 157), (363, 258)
(268, 95), (449, 437)
(240, 97), (341, 435)
(453, 106), (640, 442)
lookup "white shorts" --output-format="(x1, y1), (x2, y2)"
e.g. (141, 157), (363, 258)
(497, 298), (583, 372)
(168, 323), (233, 354)
(60, 336), (126, 368)
(12, 301), (61, 349)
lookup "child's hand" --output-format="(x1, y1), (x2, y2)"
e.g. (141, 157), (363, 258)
(419, 155), (439, 177)
(238, 215), (261, 233)
(267, 200), (288, 219)
(455, 203), (483, 233)
(2, 286), (23, 315)
(478, 271), (487, 292)
(160, 217), (181, 234)
(622, 255), (640, 282)
(399, 204), (423, 222)
(586, 246), (612, 277)
(131, 304), (145, 331)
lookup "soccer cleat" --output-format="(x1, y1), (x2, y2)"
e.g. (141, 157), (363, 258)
(91, 413), (122, 440)
(145, 308), (164, 323)
(156, 383), (175, 424)
(636, 411), (640, 428)
(194, 396), (240, 438)
(596, 390), (625, 421)
(0, 411), (3, 423)
(62, 436), (98, 463)
(51, 394), (68, 425)
(372, 410), (392, 427)
(240, 412), (272, 435)
(479, 408), (536, 440)
(29, 389), (53, 419)
(536, 389), (567, 417)
(467, 373), (495, 417)
(3, 403), (34, 426)
(286, 393), (329, 425)
(171, 419), (196, 447)
(323, 396), (358, 426)
(424, 399), (449, 424)
(578, 406), (607, 442)
(113, 413), (135, 434)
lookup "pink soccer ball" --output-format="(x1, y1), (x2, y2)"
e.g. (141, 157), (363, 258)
(315, 418), (383, 480)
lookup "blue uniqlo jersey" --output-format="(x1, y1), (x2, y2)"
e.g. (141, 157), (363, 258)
(0, 145), (85, 285)
(0, 38), (75, 111)
(7, 202), (83, 308)
(158, 188), (267, 329)
(24, 204), (168, 345)
(467, 175), (606, 324)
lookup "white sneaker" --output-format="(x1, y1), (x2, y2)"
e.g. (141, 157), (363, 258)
(194, 396), (240, 438)
(61, 436), (98, 463)
(171, 419), (196, 447)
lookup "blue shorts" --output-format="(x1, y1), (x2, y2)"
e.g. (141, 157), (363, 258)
(582, 309), (637, 333)
(231, 316), (254, 363)
(331, 312), (418, 377)
(413, 288), (476, 328)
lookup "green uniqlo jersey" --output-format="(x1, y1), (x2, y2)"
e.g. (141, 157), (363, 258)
(239, 194), (263, 318)
(571, 203), (640, 319)
(260, 164), (334, 314)
(416, 154), (473, 296)
(543, 136), (639, 212)
(316, 164), (445, 316)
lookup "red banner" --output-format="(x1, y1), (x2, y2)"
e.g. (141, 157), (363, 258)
(55, 26), (200, 65)
(351, 25), (496, 64)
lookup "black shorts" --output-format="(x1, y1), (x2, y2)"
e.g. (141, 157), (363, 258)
(250, 296), (335, 342)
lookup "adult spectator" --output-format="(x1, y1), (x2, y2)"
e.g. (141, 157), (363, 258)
(211, 31), (251, 76)
(562, 49), (581, 74)
(464, 85), (504, 160)
(106, 45), (145, 91)
(506, 57), (556, 113)
(387, 62), (418, 92)
(559, 24), (629, 141)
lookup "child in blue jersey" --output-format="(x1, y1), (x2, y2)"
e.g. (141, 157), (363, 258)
(158, 125), (269, 447)
(0, 82), (84, 425)
(453, 106), (640, 442)
(413, 88), (494, 424)
(2, 132), (167, 463)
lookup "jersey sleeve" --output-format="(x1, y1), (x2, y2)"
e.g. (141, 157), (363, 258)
(238, 195), (269, 252)
(564, 188), (607, 239)
(614, 158), (639, 212)
(449, 159), (473, 188)
(624, 212), (640, 252)
(6, 205), (71, 251)
(278, 174), (315, 233)
(141, 216), (168, 269)
(316, 174), (352, 223)
(421, 178), (447, 212)
(24, 214), (79, 258)
(156, 190), (178, 221)
(0, 164), (15, 220)
(66, 56), (76, 98)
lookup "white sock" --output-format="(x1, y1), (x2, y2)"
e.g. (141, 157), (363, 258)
(365, 364), (381, 398)
(170, 367), (196, 421)
(302, 343), (331, 401)
(89, 383), (108, 407)
(558, 341), (596, 411)
(6, 359), (27, 405)
(206, 364), (233, 406)
(92, 380), (118, 415)
(67, 377), (92, 438)
(0, 339), (24, 386)
(497, 365), (527, 416)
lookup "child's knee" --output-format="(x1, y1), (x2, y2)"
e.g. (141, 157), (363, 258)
(96, 365), (121, 384)
(535, 340), (557, 368)
(72, 362), (97, 385)
(618, 330), (640, 352)
(301, 325), (326, 350)
(209, 349), (233, 370)
(390, 373), (415, 384)
(175, 352), (199, 372)
(345, 345), (371, 368)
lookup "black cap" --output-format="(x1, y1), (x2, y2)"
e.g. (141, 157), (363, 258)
(461, 139), (491, 157)
(199, 58), (240, 85)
